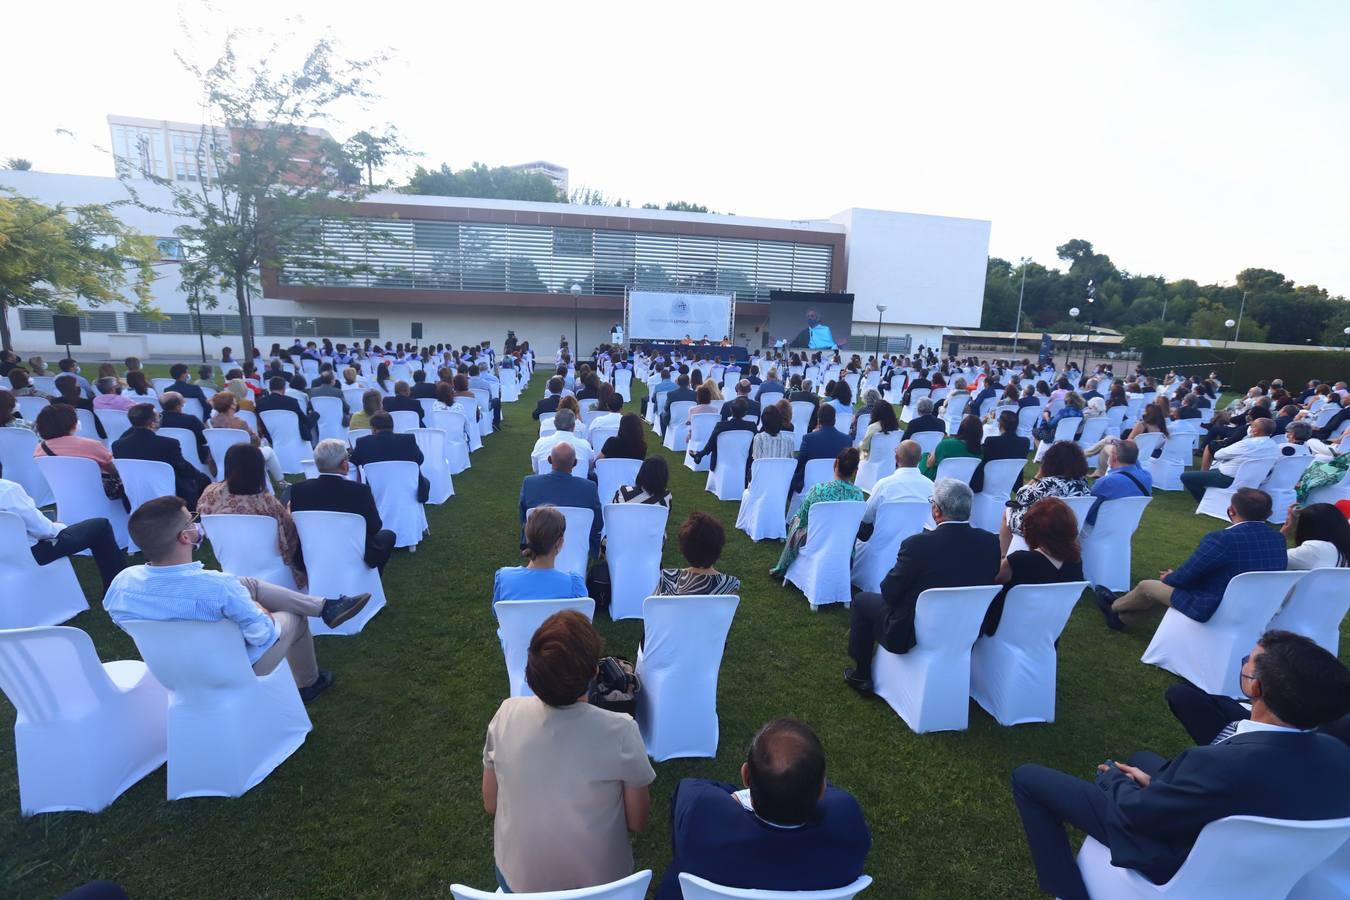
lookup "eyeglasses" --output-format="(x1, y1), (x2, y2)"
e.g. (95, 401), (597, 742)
(1239, 654), (1257, 682)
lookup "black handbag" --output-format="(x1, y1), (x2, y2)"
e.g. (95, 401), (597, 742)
(40, 440), (126, 502)
(588, 656), (640, 717)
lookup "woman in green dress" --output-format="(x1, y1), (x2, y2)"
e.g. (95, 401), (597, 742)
(919, 414), (984, 479)
(771, 447), (865, 576)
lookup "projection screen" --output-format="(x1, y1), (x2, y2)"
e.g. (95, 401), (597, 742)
(626, 291), (734, 342)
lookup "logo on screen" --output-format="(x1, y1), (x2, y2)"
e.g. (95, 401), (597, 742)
(671, 297), (691, 320)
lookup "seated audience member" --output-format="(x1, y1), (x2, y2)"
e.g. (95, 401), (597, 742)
(206, 391), (284, 486)
(587, 392), (624, 440)
(985, 497), (1085, 635)
(223, 376), (257, 411)
(851, 388), (881, 441)
(198, 444), (305, 590)
(519, 442), (603, 559)
(93, 376), (137, 412)
(845, 478), (1000, 694)
(410, 369), (438, 399)
(9, 367), (55, 400)
(492, 505), (587, 605)
(55, 376), (106, 439)
(1085, 438), (1152, 526)
(692, 398), (757, 472)
(0, 390), (33, 430)
(900, 397), (944, 440)
(857, 399), (901, 459)
(660, 374), (698, 433)
(33, 403), (117, 474)
(1279, 502), (1350, 569)
(1279, 419), (1315, 458)
(167, 362), (209, 419)
(381, 379), (426, 427)
(1012, 630), (1350, 900)
(1001, 441), (1092, 554)
(1034, 393), (1084, 452)
(531, 408), (594, 474)
(919, 414), (983, 480)
(103, 496), (370, 702)
(658, 511), (741, 596)
(113, 405), (213, 510)
(1095, 487), (1286, 630)
(1180, 416), (1278, 501)
(596, 412), (647, 461)
(720, 379), (761, 421)
(970, 409), (1030, 492)
(656, 719), (872, 900)
(349, 388), (383, 431)
(349, 411), (430, 504)
(0, 476), (126, 589)
(683, 385), (720, 438)
(857, 440), (931, 543)
(532, 376), (566, 421)
(481, 610), (655, 893)
(611, 456), (672, 508)
(158, 391), (209, 468)
(256, 376), (315, 444)
(791, 404), (852, 495)
(773, 447), (864, 577)
(751, 404), (795, 461)
(308, 370), (350, 421)
(288, 439), (397, 573)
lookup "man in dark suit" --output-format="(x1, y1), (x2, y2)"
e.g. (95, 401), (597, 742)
(381, 380), (426, 427)
(694, 398), (758, 472)
(792, 404), (851, 494)
(845, 479), (1000, 693)
(532, 376), (566, 420)
(660, 374), (697, 433)
(900, 397), (944, 440)
(1080, 377), (1103, 402)
(308, 362), (335, 389)
(167, 362), (209, 421)
(655, 719), (872, 900)
(289, 438), (397, 572)
(410, 369), (439, 400)
(719, 380), (760, 421)
(517, 442), (602, 559)
(1017, 385), (1042, 409)
(112, 404), (211, 510)
(158, 391), (211, 473)
(308, 371), (350, 424)
(970, 409), (1030, 492)
(970, 376), (1002, 412)
(349, 412), (429, 503)
(901, 369), (931, 407)
(1012, 631), (1350, 900)
(256, 376), (315, 443)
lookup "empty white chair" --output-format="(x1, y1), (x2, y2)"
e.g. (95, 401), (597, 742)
(495, 598), (596, 697)
(1076, 815), (1350, 900)
(855, 431), (902, 493)
(1262, 455), (1313, 523)
(1141, 570), (1303, 696)
(788, 457), (837, 519)
(121, 618), (312, 799)
(934, 456), (979, 485)
(34, 455), (129, 549)
(342, 386), (367, 409)
(970, 458), (1027, 533)
(16, 396), (49, 421)
(1080, 496), (1150, 591)
(0, 426), (54, 506)
(259, 409), (307, 475)
(158, 426), (211, 477)
(0, 512), (89, 628)
(789, 400), (817, 432)
(1195, 456), (1274, 521)
(735, 458), (797, 542)
(970, 581), (1088, 725)
(679, 874), (873, 900)
(636, 594), (739, 761)
(0, 626), (168, 815)
(427, 408), (472, 474)
(450, 871), (652, 900)
(1265, 567), (1350, 656)
(872, 585), (1001, 733)
(362, 460), (427, 549)
(604, 503), (670, 620)
(909, 429), (943, 458)
(454, 398), (484, 451)
(411, 427), (454, 504)
(1149, 432), (1195, 491)
(293, 510), (388, 636)
(527, 505), (593, 579)
(662, 401), (696, 451)
(850, 500), (929, 593)
(684, 413), (720, 472)
(202, 427), (251, 480)
(595, 458), (641, 506)
(785, 501), (867, 610)
(389, 409), (420, 434)
(1016, 406), (1040, 440)
(705, 430), (754, 501)
(311, 395), (345, 443)
(203, 513), (297, 590)
(903, 388), (930, 422)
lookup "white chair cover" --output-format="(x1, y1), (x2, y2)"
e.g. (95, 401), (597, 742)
(155, 426), (210, 477)
(34, 455), (129, 549)
(1290, 836), (1350, 900)
(293, 510), (388, 636)
(411, 427), (454, 504)
(527, 505), (593, 579)
(453, 397), (484, 451)
(1016, 407), (1040, 440)
(259, 409), (307, 475)
(0, 512), (89, 628)
(1076, 416), (1109, 457)
(388, 409), (419, 435)
(850, 500), (929, 593)
(1080, 496), (1150, 591)
(903, 388), (931, 422)
(872, 585), (1001, 733)
(16, 396), (49, 421)
(0, 426), (54, 506)
(115, 460), (176, 551)
(311, 396), (345, 443)
(428, 408), (472, 474)
(121, 618), (312, 799)
(73, 407), (101, 442)
(203, 428), (251, 481)
(789, 401), (817, 431)
(594, 458), (641, 506)
(679, 874), (873, 900)
(735, 458), (796, 542)
(589, 425), (619, 454)
(1141, 570), (1303, 696)
(1262, 455), (1313, 523)
(636, 594), (739, 761)
(361, 460), (427, 549)
(788, 457), (837, 519)
(852, 412), (872, 448)
(342, 386), (367, 409)
(1266, 567), (1350, 656)
(910, 430), (943, 459)
(970, 458), (1027, 532)
(1077, 815), (1350, 900)
(470, 388), (493, 437)
(855, 432), (902, 493)
(784, 501), (867, 610)
(450, 871), (652, 900)
(662, 401), (696, 451)
(1148, 433), (1195, 491)
(203, 514), (297, 590)
(1195, 456), (1274, 520)
(0, 626), (168, 815)
(705, 430), (753, 501)
(683, 413), (720, 472)
(934, 456), (979, 485)
(495, 598), (596, 697)
(1131, 431), (1165, 462)
(970, 581), (1088, 725)
(604, 504), (670, 620)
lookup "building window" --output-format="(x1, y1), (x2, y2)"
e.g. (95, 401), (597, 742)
(18, 308), (120, 333)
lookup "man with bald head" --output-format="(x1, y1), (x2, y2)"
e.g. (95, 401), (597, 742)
(518, 440), (603, 559)
(719, 379), (760, 421)
(655, 718), (871, 899)
(856, 440), (932, 541)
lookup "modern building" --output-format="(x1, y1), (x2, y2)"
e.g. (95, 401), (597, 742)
(1, 169), (990, 360)
(107, 114), (336, 185)
(508, 160), (569, 195)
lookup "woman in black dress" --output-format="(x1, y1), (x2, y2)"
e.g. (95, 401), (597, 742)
(984, 495), (1084, 636)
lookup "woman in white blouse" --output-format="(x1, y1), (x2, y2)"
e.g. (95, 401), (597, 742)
(1281, 503), (1350, 569)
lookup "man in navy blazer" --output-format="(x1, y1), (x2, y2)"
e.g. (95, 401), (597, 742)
(256, 376), (315, 443)
(113, 404), (212, 510)
(349, 412), (429, 503)
(656, 719), (870, 900)
(517, 442), (602, 558)
(791, 404), (852, 494)
(1012, 631), (1350, 900)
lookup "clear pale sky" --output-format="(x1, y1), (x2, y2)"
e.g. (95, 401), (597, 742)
(7, 1), (1348, 296)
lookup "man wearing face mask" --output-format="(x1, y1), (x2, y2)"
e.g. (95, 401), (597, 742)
(103, 496), (371, 702)
(791, 308), (837, 350)
(1180, 415), (1279, 501)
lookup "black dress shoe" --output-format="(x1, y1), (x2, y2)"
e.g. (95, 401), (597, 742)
(299, 670), (334, 703)
(321, 593), (371, 629)
(843, 667), (874, 696)
(1094, 586), (1125, 631)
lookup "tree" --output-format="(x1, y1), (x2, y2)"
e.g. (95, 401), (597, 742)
(1121, 324), (1163, 355)
(344, 128), (411, 191)
(3, 158), (32, 171)
(404, 163), (562, 202)
(0, 190), (157, 351)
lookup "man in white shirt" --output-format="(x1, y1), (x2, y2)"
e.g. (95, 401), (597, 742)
(103, 496), (370, 702)
(0, 478), (126, 590)
(855, 441), (932, 545)
(1181, 417), (1278, 501)
(586, 393), (624, 444)
(530, 408), (593, 474)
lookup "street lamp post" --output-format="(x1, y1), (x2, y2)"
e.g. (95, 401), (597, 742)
(1342, 326), (1349, 350)
(874, 304), (888, 363)
(570, 282), (582, 360)
(1082, 279), (1097, 372)
(1013, 257), (1030, 355)
(1235, 291), (1249, 342)
(1224, 318), (1237, 349)
(1067, 307), (1080, 370)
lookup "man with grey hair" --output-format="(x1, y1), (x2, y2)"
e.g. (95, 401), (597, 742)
(901, 397), (944, 440)
(844, 478), (1001, 695)
(93, 376), (138, 411)
(1181, 415), (1278, 501)
(529, 406), (594, 474)
(1282, 420), (1314, 458)
(288, 438), (398, 573)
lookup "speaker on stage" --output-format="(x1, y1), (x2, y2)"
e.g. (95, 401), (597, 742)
(411, 322), (423, 340)
(52, 315), (82, 347)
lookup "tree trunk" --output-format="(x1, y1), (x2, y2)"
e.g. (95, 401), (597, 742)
(0, 299), (11, 353)
(235, 278), (256, 363)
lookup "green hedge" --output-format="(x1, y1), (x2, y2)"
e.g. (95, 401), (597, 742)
(1141, 347), (1348, 388)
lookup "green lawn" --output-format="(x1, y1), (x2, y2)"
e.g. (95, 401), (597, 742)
(1, 373), (1345, 898)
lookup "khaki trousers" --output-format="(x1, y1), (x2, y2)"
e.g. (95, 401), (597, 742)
(1111, 579), (1174, 623)
(240, 576), (322, 688)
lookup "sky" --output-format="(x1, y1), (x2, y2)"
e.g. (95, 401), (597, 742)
(6, 1), (1349, 296)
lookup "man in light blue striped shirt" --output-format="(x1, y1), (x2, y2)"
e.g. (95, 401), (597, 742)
(104, 496), (370, 702)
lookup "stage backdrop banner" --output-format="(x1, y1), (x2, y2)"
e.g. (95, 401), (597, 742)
(627, 291), (733, 342)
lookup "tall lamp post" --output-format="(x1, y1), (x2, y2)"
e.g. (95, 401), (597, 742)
(1082, 279), (1097, 372)
(874, 304), (888, 362)
(570, 282), (582, 360)
(1224, 318), (1237, 349)
(1067, 307), (1080, 370)
(1013, 256), (1030, 355)
(1343, 326), (1350, 350)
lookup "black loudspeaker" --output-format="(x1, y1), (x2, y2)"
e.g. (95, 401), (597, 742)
(949, 341), (960, 358)
(52, 314), (82, 346)
(411, 322), (423, 340)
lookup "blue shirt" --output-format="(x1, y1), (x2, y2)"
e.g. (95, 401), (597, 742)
(492, 566), (588, 606)
(653, 380), (676, 395)
(1086, 463), (1153, 526)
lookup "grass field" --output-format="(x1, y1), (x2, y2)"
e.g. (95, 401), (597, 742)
(1, 370), (1345, 899)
